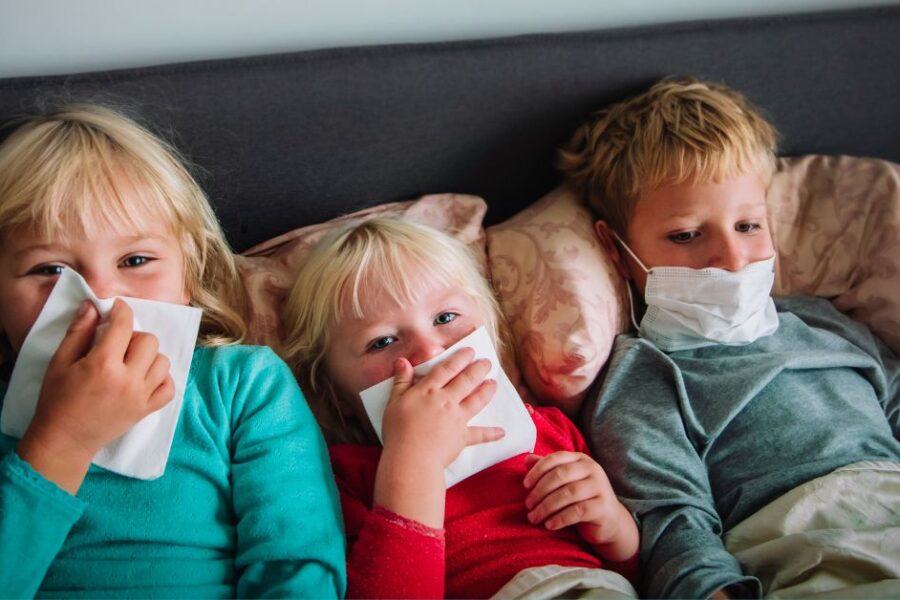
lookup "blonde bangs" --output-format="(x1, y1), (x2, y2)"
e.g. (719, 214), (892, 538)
(339, 236), (463, 323)
(632, 82), (777, 194)
(0, 109), (181, 240)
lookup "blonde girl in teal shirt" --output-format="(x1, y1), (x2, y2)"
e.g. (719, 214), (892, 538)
(0, 105), (346, 597)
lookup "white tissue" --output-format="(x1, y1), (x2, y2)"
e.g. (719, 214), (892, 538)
(0, 268), (202, 480)
(359, 326), (537, 488)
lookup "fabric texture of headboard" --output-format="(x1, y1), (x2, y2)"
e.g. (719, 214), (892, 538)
(1, 5), (898, 251)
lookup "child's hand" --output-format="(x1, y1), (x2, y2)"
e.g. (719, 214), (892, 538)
(381, 347), (501, 469)
(523, 451), (639, 562)
(17, 299), (175, 494)
(374, 347), (501, 528)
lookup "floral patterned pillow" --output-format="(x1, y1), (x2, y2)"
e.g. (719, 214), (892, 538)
(486, 156), (900, 411)
(485, 186), (628, 414)
(769, 155), (900, 353)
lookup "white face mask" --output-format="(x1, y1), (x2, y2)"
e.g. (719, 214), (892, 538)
(614, 233), (779, 351)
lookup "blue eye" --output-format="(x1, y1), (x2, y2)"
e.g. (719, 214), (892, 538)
(736, 222), (762, 234)
(28, 264), (65, 277)
(121, 255), (151, 267)
(434, 312), (458, 325)
(368, 336), (396, 351)
(668, 231), (699, 244)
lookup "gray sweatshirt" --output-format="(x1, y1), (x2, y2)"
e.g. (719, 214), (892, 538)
(583, 296), (900, 599)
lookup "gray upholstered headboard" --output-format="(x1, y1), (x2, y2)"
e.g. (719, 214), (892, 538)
(1, 5), (898, 252)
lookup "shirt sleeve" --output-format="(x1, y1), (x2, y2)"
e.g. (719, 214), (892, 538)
(347, 503), (445, 599)
(0, 451), (85, 597)
(331, 448), (446, 599)
(863, 327), (900, 439)
(584, 338), (761, 599)
(779, 296), (900, 440)
(227, 347), (347, 599)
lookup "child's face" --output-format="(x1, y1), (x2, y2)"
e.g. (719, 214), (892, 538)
(602, 170), (775, 295)
(324, 272), (485, 416)
(0, 215), (189, 353)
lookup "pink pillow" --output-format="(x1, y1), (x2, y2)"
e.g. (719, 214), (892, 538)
(237, 194), (488, 348)
(485, 186), (629, 413)
(769, 155), (900, 353)
(486, 155), (900, 411)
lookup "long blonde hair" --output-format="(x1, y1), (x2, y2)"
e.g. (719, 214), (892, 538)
(0, 104), (248, 352)
(281, 217), (511, 444)
(559, 77), (778, 238)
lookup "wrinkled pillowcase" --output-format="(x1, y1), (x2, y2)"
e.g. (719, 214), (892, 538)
(485, 186), (628, 414)
(486, 155), (900, 408)
(769, 155), (900, 353)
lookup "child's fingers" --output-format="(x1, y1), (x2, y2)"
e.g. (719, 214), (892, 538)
(525, 473), (599, 520)
(419, 347), (476, 388)
(465, 425), (505, 447)
(143, 352), (171, 388)
(390, 358), (414, 394)
(123, 331), (161, 373)
(522, 451), (582, 490)
(533, 497), (609, 532)
(147, 374), (176, 412)
(442, 357), (492, 400)
(50, 300), (100, 367)
(458, 378), (497, 418)
(525, 456), (601, 512)
(93, 299), (135, 355)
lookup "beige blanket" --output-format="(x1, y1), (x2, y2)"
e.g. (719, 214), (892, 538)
(725, 460), (900, 598)
(491, 565), (637, 599)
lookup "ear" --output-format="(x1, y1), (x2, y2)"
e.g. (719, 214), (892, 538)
(594, 220), (631, 281)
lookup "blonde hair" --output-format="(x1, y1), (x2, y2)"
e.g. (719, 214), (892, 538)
(558, 77), (778, 237)
(0, 104), (248, 350)
(281, 216), (510, 444)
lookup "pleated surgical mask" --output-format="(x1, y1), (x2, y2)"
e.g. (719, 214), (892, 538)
(613, 232), (779, 351)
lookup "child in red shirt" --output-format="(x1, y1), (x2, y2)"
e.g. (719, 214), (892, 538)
(282, 217), (639, 598)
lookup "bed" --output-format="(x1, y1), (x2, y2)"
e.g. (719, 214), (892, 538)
(1, 5), (899, 598)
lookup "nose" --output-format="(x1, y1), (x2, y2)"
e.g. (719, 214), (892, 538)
(709, 233), (748, 272)
(406, 330), (446, 367)
(81, 270), (119, 299)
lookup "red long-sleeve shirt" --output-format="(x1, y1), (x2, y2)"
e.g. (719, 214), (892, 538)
(330, 405), (638, 598)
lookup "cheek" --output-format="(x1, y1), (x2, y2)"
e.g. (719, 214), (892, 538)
(759, 233), (777, 258)
(357, 359), (396, 390)
(154, 270), (191, 305)
(325, 347), (396, 397)
(0, 288), (51, 353)
(453, 316), (484, 342)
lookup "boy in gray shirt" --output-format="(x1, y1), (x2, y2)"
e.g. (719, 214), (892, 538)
(559, 78), (900, 598)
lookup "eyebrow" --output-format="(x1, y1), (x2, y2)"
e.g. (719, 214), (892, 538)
(12, 243), (66, 259)
(12, 234), (169, 260)
(662, 202), (768, 221)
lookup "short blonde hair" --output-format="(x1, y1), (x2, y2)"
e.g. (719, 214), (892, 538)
(0, 104), (248, 349)
(281, 217), (509, 444)
(558, 77), (778, 237)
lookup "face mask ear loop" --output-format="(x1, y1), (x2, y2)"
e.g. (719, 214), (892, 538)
(625, 282), (640, 331)
(609, 230), (646, 331)
(610, 230), (651, 274)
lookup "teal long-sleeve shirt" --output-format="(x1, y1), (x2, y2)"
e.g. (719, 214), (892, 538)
(0, 345), (347, 598)
(583, 296), (900, 599)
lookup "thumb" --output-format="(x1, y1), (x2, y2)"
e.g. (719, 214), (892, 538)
(51, 300), (99, 367)
(391, 358), (414, 395)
